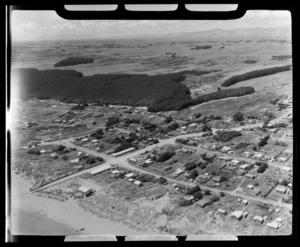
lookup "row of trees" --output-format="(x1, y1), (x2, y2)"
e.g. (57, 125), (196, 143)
(213, 130), (242, 142)
(221, 65), (291, 87)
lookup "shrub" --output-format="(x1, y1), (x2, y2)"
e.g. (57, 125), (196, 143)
(96, 157), (103, 162)
(54, 57), (94, 67)
(86, 157), (96, 164)
(168, 122), (179, 131)
(257, 163), (268, 173)
(280, 179), (288, 186)
(210, 195), (220, 203)
(188, 169), (198, 179)
(258, 135), (270, 147)
(179, 199), (193, 207)
(153, 139), (159, 144)
(204, 189), (211, 195)
(202, 124), (211, 132)
(193, 191), (203, 200)
(158, 177), (168, 184)
(220, 176), (229, 183)
(235, 142), (249, 149)
(114, 141), (133, 153)
(176, 138), (189, 144)
(252, 146), (257, 151)
(194, 113), (202, 118)
(233, 112), (244, 122)
(61, 155), (68, 161)
(27, 149), (41, 155)
(185, 185), (201, 195)
(157, 151), (175, 162)
(54, 145), (65, 152)
(185, 163), (197, 171)
(164, 116), (173, 123)
(106, 117), (120, 127)
(219, 192), (225, 197)
(137, 174), (156, 183)
(213, 130), (242, 142)
(221, 65), (291, 87)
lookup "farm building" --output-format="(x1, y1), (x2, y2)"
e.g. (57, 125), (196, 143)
(242, 199), (248, 205)
(218, 209), (227, 215)
(111, 147), (135, 157)
(50, 153), (58, 158)
(197, 174), (208, 182)
(243, 212), (248, 218)
(245, 174), (256, 179)
(243, 152), (251, 157)
(77, 186), (93, 197)
(221, 146), (231, 152)
(184, 195), (194, 201)
(128, 158), (137, 164)
(230, 211), (243, 220)
(276, 185), (287, 194)
(89, 164), (110, 175)
(70, 158), (79, 164)
(105, 149), (115, 155)
(253, 216), (264, 224)
(111, 170), (121, 177)
(247, 184), (254, 190)
(230, 160), (240, 166)
(275, 217), (283, 223)
(73, 164), (83, 171)
(198, 198), (211, 208)
(252, 188), (261, 196)
(253, 153), (263, 159)
(239, 164), (249, 170)
(212, 176), (222, 183)
(125, 173), (135, 179)
(236, 198), (242, 203)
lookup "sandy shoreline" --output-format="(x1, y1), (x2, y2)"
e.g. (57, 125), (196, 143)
(10, 170), (159, 236)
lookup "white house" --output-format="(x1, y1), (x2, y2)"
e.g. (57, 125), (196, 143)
(253, 216), (264, 224)
(230, 211), (243, 220)
(267, 221), (281, 229)
(247, 184), (254, 190)
(242, 199), (248, 205)
(134, 180), (143, 187)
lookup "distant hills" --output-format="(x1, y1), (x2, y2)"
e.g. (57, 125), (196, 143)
(114, 25), (291, 42)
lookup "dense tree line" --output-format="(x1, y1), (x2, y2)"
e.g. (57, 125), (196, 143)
(54, 57), (94, 67)
(148, 87), (255, 112)
(13, 68), (254, 112)
(221, 65), (291, 87)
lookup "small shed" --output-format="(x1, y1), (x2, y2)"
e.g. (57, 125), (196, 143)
(218, 209), (227, 215)
(243, 211), (248, 218)
(77, 186), (93, 197)
(242, 199), (248, 205)
(245, 174), (255, 179)
(125, 173), (135, 179)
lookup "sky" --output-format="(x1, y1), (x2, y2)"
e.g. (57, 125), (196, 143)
(10, 7), (291, 41)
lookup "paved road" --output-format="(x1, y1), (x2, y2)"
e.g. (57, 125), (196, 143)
(37, 135), (292, 210)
